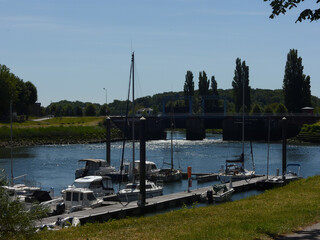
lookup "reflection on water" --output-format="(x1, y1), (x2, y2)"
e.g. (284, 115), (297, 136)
(0, 132), (319, 199)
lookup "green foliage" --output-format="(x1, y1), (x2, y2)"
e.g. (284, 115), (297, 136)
(264, 0), (320, 22)
(264, 104), (274, 115)
(183, 71), (194, 96)
(232, 58), (251, 112)
(0, 65), (38, 118)
(275, 103), (288, 114)
(283, 49), (311, 113)
(250, 104), (262, 115)
(0, 177), (46, 239)
(84, 104), (96, 116)
(198, 71), (210, 96)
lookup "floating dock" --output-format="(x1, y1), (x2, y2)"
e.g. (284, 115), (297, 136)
(38, 175), (267, 227)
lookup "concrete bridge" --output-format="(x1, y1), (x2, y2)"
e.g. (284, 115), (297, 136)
(111, 94), (319, 140)
(110, 113), (319, 141)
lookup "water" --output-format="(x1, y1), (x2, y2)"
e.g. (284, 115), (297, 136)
(0, 132), (319, 200)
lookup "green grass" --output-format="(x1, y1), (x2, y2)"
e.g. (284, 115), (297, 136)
(0, 116), (105, 128)
(0, 117), (122, 145)
(33, 176), (320, 240)
(297, 122), (320, 143)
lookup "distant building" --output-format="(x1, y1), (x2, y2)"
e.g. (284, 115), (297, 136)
(136, 108), (153, 117)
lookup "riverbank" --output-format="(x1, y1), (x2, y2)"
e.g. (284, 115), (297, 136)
(33, 176), (320, 240)
(0, 117), (123, 148)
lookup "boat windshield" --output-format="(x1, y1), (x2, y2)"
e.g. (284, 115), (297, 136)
(126, 184), (137, 190)
(87, 193), (97, 201)
(73, 182), (90, 188)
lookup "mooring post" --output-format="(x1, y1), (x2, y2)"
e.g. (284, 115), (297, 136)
(138, 117), (146, 207)
(282, 117), (287, 180)
(106, 116), (111, 166)
(187, 166), (192, 193)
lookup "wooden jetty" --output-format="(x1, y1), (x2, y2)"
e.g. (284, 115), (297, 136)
(38, 175), (267, 227)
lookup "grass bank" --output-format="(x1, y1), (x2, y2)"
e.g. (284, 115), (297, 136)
(33, 176), (320, 240)
(297, 122), (320, 143)
(0, 117), (122, 147)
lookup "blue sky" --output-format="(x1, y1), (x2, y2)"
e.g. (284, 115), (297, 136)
(0, 0), (319, 107)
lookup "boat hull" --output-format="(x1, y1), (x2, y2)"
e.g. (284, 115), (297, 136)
(118, 189), (163, 202)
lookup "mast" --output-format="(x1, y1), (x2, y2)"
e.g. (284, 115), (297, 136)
(170, 123), (173, 170)
(131, 52), (135, 182)
(10, 100), (13, 186)
(241, 73), (245, 168)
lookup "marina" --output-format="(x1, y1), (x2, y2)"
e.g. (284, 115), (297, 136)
(38, 175), (267, 227)
(0, 129), (318, 228)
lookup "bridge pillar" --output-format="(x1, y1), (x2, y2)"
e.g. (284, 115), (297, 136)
(186, 117), (205, 140)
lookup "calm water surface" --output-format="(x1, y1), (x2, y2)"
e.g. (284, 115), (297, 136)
(0, 132), (319, 200)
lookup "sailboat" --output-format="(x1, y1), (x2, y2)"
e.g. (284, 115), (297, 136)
(219, 78), (255, 183)
(117, 52), (163, 202)
(256, 118), (302, 189)
(149, 122), (182, 182)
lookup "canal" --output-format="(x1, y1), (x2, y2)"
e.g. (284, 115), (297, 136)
(0, 132), (319, 200)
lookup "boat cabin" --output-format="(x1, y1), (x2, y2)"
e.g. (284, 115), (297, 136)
(71, 176), (114, 197)
(75, 159), (115, 179)
(62, 188), (102, 212)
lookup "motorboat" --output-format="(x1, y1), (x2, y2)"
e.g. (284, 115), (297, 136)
(75, 158), (116, 179)
(201, 181), (234, 203)
(257, 164), (302, 190)
(212, 183), (234, 202)
(69, 175), (114, 198)
(61, 187), (103, 212)
(41, 176), (114, 215)
(117, 180), (163, 202)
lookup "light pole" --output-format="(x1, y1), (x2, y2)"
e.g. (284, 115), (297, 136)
(103, 88), (107, 105)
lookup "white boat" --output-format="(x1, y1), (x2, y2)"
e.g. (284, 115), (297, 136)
(148, 128), (182, 182)
(219, 155), (255, 183)
(62, 187), (103, 212)
(123, 160), (159, 177)
(117, 52), (162, 202)
(201, 181), (234, 203)
(75, 158), (117, 179)
(69, 175), (114, 198)
(258, 163), (302, 189)
(212, 183), (234, 202)
(118, 180), (163, 202)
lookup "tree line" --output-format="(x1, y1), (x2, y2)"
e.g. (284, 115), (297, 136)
(182, 48), (313, 115)
(0, 65), (37, 119)
(0, 49), (318, 119)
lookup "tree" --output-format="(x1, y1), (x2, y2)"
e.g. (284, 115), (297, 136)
(250, 103), (263, 115)
(25, 81), (37, 105)
(99, 104), (108, 116)
(264, 105), (274, 115)
(85, 104), (96, 116)
(183, 71), (194, 96)
(264, 0), (320, 22)
(232, 58), (251, 112)
(302, 75), (312, 107)
(275, 103), (288, 114)
(283, 49), (311, 112)
(0, 176), (46, 239)
(198, 71), (209, 96)
(74, 106), (83, 116)
(210, 75), (219, 107)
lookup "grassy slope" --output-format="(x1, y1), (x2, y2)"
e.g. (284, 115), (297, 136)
(0, 117), (105, 128)
(34, 176), (320, 240)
